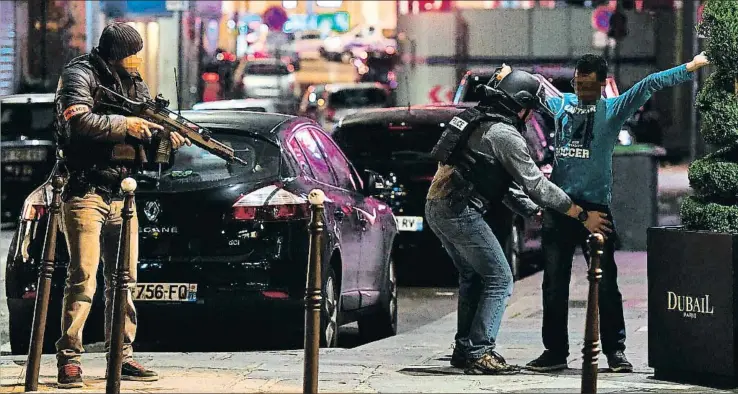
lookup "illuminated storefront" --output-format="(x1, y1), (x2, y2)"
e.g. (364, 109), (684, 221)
(211, 1), (397, 57)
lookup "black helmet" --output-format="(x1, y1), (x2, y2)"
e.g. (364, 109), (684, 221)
(476, 68), (551, 117)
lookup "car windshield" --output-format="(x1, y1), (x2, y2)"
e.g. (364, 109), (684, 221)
(138, 129), (282, 192)
(246, 62), (290, 76)
(329, 88), (387, 108)
(1, 103), (56, 141)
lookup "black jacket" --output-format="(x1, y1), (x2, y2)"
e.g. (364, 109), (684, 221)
(54, 48), (153, 188)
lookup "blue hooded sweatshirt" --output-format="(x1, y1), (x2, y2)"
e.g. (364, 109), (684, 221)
(544, 64), (694, 206)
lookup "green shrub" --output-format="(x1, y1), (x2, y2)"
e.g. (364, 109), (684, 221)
(681, 0), (738, 234)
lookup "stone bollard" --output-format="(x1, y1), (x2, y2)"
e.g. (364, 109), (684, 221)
(106, 177), (137, 394)
(303, 189), (325, 394)
(25, 176), (66, 392)
(581, 233), (605, 394)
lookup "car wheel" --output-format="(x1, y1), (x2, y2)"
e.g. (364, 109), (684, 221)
(358, 257), (398, 341)
(8, 300), (59, 355)
(506, 220), (524, 280)
(320, 266), (340, 348)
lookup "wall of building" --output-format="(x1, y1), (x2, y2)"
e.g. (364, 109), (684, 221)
(396, 7), (666, 104)
(1, 1), (19, 96)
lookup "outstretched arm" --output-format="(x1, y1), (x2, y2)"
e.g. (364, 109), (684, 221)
(610, 52), (709, 125)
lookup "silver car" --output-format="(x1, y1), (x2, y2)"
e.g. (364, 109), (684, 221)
(317, 83), (392, 132)
(192, 98), (281, 113)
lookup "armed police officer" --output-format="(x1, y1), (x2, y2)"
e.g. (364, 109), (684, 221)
(425, 68), (612, 375)
(53, 23), (190, 388)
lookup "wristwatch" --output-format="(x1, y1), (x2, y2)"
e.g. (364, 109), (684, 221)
(577, 210), (589, 222)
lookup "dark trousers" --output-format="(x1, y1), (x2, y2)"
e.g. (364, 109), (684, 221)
(541, 201), (626, 357)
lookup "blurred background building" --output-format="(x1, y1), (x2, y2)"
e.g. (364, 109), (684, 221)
(1, 0), (705, 161)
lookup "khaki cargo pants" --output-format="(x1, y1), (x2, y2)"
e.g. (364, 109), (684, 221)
(56, 192), (139, 367)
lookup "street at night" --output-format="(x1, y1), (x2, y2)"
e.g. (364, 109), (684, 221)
(2, 0), (737, 392)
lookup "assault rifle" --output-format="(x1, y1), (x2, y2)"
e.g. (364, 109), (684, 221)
(96, 85), (249, 169)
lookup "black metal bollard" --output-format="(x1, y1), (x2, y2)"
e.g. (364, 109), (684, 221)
(25, 176), (66, 392)
(581, 233), (605, 394)
(303, 189), (325, 394)
(106, 177), (137, 394)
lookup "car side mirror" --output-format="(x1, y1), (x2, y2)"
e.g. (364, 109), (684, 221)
(362, 169), (385, 195)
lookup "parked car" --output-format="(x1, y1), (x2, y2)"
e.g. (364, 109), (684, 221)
(317, 83), (392, 132)
(193, 98), (282, 114)
(354, 50), (399, 89)
(297, 84), (327, 121)
(331, 104), (554, 283)
(294, 30), (324, 61)
(247, 30), (301, 71)
(6, 110), (398, 354)
(0, 93), (58, 225)
(232, 58), (300, 112)
(321, 25), (396, 63)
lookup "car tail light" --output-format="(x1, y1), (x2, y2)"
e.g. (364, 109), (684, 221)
(202, 72), (220, 83)
(22, 205), (46, 221)
(261, 290), (289, 299)
(20, 184), (52, 221)
(232, 185), (309, 221)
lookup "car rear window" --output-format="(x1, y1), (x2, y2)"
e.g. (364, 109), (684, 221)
(460, 74), (574, 103)
(460, 76), (492, 103)
(329, 88), (387, 108)
(1, 103), (55, 141)
(139, 129), (282, 192)
(246, 62), (290, 76)
(333, 123), (441, 161)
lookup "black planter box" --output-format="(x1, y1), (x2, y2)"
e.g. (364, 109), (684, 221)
(647, 226), (738, 388)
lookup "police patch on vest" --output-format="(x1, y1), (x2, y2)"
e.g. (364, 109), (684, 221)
(63, 104), (90, 121)
(449, 116), (469, 131)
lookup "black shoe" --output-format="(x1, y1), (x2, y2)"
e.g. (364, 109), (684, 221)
(57, 363), (84, 389)
(525, 350), (568, 372)
(450, 348), (467, 368)
(121, 360), (159, 381)
(464, 351), (521, 375)
(607, 351), (633, 373)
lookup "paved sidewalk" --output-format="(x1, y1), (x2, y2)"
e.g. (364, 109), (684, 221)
(1, 252), (729, 393)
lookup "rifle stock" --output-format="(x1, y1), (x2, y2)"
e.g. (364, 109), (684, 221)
(97, 86), (249, 166)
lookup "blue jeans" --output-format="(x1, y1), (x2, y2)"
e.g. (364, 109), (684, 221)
(425, 198), (514, 359)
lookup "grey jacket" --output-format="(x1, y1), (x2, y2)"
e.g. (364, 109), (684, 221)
(427, 120), (572, 216)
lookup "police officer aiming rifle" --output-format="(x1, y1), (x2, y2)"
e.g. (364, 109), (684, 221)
(52, 23), (192, 388)
(425, 66), (612, 375)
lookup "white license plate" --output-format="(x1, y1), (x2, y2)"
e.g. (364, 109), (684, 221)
(133, 283), (198, 302)
(395, 216), (424, 232)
